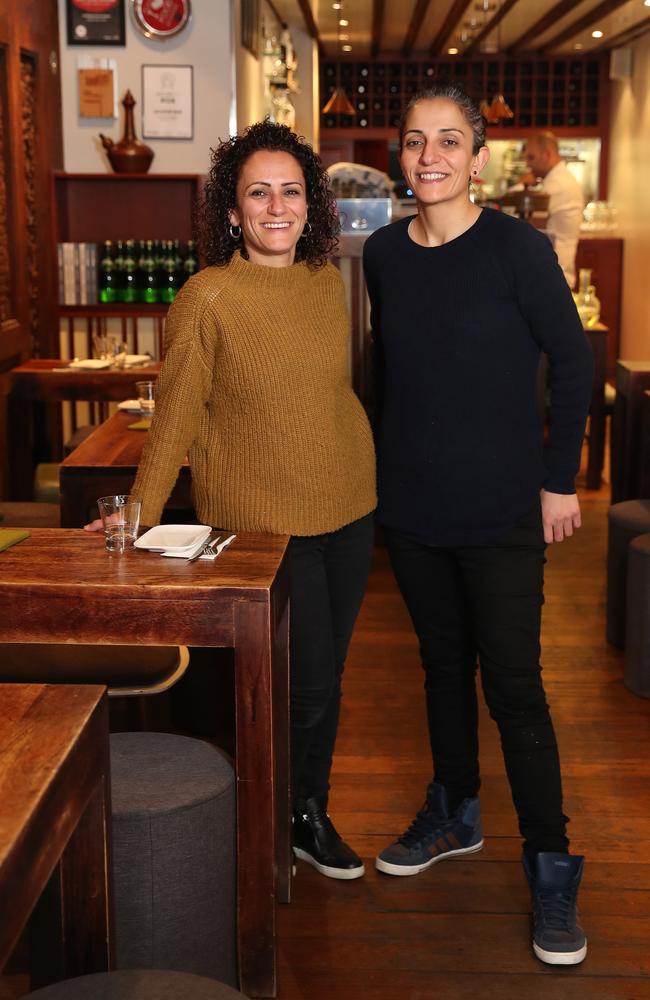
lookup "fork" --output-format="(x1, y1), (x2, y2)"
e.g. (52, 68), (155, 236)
(186, 533), (221, 563)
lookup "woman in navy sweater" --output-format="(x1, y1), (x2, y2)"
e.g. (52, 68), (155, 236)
(363, 83), (593, 966)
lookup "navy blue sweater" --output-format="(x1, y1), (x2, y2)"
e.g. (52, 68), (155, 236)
(363, 208), (594, 545)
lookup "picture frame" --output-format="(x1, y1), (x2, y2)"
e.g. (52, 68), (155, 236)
(66, 0), (126, 46)
(141, 64), (193, 140)
(241, 0), (260, 59)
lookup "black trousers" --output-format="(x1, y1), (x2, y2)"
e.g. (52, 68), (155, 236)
(385, 504), (569, 855)
(289, 512), (374, 805)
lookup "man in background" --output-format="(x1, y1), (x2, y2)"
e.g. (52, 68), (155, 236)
(522, 132), (585, 288)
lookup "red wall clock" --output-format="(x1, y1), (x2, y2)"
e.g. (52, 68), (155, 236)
(131, 0), (191, 39)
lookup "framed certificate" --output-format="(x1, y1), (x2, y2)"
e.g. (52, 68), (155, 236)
(66, 0), (126, 46)
(142, 64), (193, 140)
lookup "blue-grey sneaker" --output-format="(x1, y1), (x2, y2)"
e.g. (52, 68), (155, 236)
(375, 782), (483, 876)
(523, 851), (587, 965)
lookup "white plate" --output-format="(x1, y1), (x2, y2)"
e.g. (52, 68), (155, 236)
(117, 399), (142, 411)
(124, 355), (151, 367)
(68, 358), (113, 370)
(135, 524), (212, 553)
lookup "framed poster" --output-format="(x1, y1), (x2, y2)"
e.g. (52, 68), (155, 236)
(142, 65), (193, 140)
(66, 0), (126, 46)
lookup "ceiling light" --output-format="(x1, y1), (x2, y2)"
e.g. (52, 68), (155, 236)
(341, 44), (352, 51)
(332, 2), (342, 7)
(339, 18), (349, 26)
(645, 1), (650, 6)
(339, 33), (349, 40)
(592, 29), (603, 38)
(448, 47), (459, 55)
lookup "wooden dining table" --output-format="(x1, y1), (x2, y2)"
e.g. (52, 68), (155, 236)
(7, 358), (161, 501)
(0, 529), (290, 998)
(0, 683), (112, 990)
(59, 409), (190, 527)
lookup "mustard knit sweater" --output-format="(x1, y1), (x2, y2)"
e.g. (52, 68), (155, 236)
(132, 252), (377, 535)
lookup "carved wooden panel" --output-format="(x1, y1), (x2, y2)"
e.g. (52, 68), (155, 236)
(20, 53), (39, 352)
(0, 52), (10, 325)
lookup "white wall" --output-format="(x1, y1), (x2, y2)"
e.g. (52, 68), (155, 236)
(608, 34), (650, 360)
(57, 0), (234, 174)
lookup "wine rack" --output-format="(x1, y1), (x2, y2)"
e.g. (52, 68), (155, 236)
(321, 55), (607, 133)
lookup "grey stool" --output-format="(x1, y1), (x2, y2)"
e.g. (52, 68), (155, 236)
(0, 502), (60, 527)
(23, 969), (247, 999)
(607, 499), (650, 647)
(624, 533), (650, 698)
(110, 734), (236, 987)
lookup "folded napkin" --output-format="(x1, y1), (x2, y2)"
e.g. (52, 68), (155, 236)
(0, 528), (30, 552)
(128, 419), (151, 431)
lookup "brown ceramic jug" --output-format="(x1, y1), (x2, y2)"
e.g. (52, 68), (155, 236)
(99, 90), (154, 173)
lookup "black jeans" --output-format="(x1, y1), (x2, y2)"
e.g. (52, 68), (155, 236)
(289, 512), (374, 805)
(385, 504), (569, 855)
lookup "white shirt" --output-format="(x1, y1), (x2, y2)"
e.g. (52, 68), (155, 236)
(541, 161), (585, 288)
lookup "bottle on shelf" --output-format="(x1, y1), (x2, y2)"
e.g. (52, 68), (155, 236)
(139, 239), (159, 304)
(159, 241), (181, 303)
(573, 268), (601, 328)
(98, 240), (118, 304)
(183, 240), (198, 283)
(120, 239), (139, 303)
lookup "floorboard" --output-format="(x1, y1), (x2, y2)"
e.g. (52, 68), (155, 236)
(278, 489), (650, 998)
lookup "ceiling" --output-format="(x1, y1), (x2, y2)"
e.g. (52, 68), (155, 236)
(269, 0), (650, 58)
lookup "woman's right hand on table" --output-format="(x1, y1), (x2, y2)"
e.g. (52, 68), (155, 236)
(84, 519), (103, 532)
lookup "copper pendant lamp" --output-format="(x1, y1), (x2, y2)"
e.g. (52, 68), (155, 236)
(321, 2), (356, 117)
(481, 93), (514, 124)
(322, 87), (356, 116)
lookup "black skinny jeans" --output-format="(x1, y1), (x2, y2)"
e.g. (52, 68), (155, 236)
(385, 504), (569, 856)
(289, 512), (374, 806)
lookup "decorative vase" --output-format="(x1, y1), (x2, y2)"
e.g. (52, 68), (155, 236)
(573, 268), (601, 328)
(99, 90), (154, 174)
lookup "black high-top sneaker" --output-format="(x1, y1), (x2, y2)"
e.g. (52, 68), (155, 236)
(293, 796), (365, 880)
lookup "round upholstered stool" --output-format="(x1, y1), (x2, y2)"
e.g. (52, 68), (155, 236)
(110, 734), (236, 986)
(0, 502), (60, 527)
(624, 533), (650, 698)
(24, 969), (248, 999)
(607, 499), (650, 648)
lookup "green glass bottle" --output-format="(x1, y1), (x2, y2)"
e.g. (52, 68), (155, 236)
(183, 240), (198, 285)
(139, 240), (159, 304)
(159, 242), (180, 304)
(120, 239), (138, 303)
(98, 240), (118, 304)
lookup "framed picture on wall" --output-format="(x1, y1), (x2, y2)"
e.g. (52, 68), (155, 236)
(142, 64), (193, 140)
(241, 0), (260, 58)
(66, 0), (126, 46)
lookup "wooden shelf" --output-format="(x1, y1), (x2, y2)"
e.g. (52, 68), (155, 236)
(58, 303), (170, 318)
(52, 171), (202, 244)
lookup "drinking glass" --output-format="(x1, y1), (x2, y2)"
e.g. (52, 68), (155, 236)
(97, 494), (141, 553)
(136, 380), (156, 415)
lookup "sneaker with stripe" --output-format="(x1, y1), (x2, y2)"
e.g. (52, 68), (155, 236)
(376, 782), (483, 876)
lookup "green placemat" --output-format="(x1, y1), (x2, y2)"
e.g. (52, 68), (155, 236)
(128, 419), (151, 431)
(0, 528), (30, 552)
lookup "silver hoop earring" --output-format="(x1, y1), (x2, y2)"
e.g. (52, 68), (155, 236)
(301, 221), (312, 238)
(229, 224), (241, 240)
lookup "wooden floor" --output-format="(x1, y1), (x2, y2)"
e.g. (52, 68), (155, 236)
(277, 490), (650, 999)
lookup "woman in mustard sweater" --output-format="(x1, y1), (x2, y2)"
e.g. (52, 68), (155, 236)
(89, 122), (376, 879)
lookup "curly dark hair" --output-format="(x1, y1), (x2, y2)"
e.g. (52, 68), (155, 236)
(198, 120), (339, 269)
